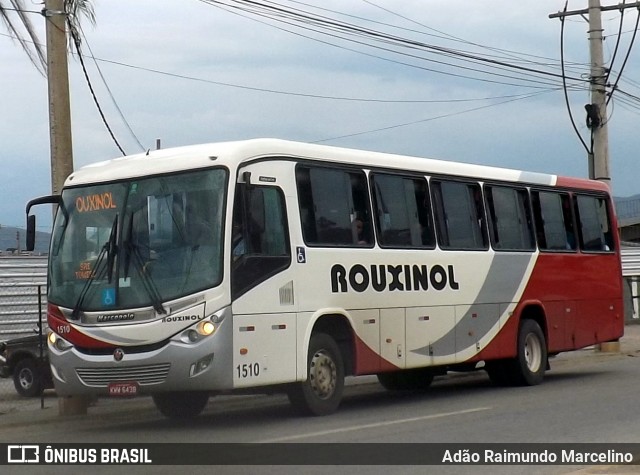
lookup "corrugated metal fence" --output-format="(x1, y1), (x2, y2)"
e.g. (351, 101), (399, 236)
(0, 255), (47, 411)
(621, 247), (640, 321)
(622, 247), (640, 277)
(0, 255), (47, 338)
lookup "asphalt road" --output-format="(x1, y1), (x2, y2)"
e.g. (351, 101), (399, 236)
(2, 323), (640, 475)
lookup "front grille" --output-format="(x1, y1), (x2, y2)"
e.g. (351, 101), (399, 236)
(76, 363), (171, 387)
(75, 340), (169, 356)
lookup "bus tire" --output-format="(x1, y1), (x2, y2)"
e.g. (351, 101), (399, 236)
(507, 319), (547, 386)
(13, 358), (43, 398)
(152, 391), (209, 419)
(288, 333), (345, 416)
(377, 368), (434, 391)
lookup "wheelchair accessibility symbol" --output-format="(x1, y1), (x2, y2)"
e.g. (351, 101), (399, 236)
(102, 288), (116, 306)
(296, 247), (306, 264)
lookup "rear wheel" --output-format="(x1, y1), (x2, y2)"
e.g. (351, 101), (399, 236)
(152, 391), (209, 419)
(13, 358), (43, 397)
(288, 333), (345, 416)
(513, 319), (547, 385)
(377, 368), (434, 391)
(487, 319), (547, 386)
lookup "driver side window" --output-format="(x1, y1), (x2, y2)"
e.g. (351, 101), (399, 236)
(231, 183), (291, 298)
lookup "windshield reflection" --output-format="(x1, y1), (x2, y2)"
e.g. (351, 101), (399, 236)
(48, 168), (228, 312)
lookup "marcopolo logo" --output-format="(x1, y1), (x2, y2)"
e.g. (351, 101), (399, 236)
(97, 313), (135, 323)
(331, 263), (460, 293)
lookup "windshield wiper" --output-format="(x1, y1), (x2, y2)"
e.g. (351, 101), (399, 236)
(105, 215), (118, 284)
(71, 214), (118, 319)
(123, 213), (135, 280)
(123, 215), (166, 314)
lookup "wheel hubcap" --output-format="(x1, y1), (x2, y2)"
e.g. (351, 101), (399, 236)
(18, 369), (33, 389)
(309, 350), (336, 400)
(524, 333), (542, 372)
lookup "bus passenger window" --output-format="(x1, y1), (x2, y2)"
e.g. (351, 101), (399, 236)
(431, 180), (487, 250)
(371, 173), (435, 248)
(485, 185), (535, 251)
(296, 166), (372, 247)
(531, 191), (576, 251)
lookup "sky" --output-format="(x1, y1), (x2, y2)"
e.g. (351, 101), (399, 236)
(1, 0), (639, 231)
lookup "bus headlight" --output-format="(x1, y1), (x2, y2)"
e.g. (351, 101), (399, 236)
(48, 331), (73, 352)
(186, 320), (216, 343)
(197, 320), (216, 336)
(183, 318), (221, 343)
(178, 308), (227, 344)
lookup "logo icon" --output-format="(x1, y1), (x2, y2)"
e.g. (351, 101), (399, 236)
(102, 288), (116, 306)
(296, 247), (306, 263)
(113, 348), (125, 362)
(8, 445), (40, 463)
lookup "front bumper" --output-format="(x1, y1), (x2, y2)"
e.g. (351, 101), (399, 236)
(49, 313), (234, 396)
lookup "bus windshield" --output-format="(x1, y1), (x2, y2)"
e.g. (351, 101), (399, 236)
(48, 168), (228, 312)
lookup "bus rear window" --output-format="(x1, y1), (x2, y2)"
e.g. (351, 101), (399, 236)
(575, 194), (614, 252)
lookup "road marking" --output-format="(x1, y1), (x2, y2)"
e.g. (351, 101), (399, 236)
(256, 406), (491, 443)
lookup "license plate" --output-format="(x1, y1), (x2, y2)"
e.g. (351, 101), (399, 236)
(108, 381), (139, 397)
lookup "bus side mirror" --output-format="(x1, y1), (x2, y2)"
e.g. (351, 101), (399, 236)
(26, 215), (36, 252)
(25, 194), (62, 252)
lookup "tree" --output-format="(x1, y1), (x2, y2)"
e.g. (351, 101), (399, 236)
(1, 0), (95, 194)
(0, 0), (46, 74)
(0, 0), (94, 74)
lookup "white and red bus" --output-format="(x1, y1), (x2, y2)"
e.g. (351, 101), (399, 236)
(26, 139), (623, 418)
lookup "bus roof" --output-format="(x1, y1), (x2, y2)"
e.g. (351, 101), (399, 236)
(65, 138), (608, 192)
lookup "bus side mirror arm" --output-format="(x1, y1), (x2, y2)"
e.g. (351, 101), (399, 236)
(242, 171), (253, 188)
(25, 195), (61, 251)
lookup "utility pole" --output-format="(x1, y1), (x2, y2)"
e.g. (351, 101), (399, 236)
(550, 0), (640, 184)
(43, 0), (90, 416)
(587, 0), (609, 183)
(44, 0), (73, 195)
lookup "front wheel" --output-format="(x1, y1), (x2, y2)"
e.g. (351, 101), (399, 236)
(13, 358), (43, 397)
(288, 333), (345, 416)
(152, 391), (209, 419)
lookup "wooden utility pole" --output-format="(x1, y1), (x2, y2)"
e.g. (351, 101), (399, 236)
(550, 0), (640, 184)
(587, 0), (609, 183)
(44, 0), (73, 195)
(44, 0), (90, 416)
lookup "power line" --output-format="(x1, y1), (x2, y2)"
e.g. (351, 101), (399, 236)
(1, 31), (564, 105)
(314, 89), (558, 144)
(0, 2), (46, 74)
(0, 7), (40, 14)
(94, 53), (571, 103)
(280, 0), (585, 71)
(559, 7), (590, 155)
(200, 0), (589, 90)
(604, 0), (627, 84)
(78, 27), (146, 152)
(360, 0), (586, 71)
(66, 16), (127, 156)
(607, 8), (640, 105)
